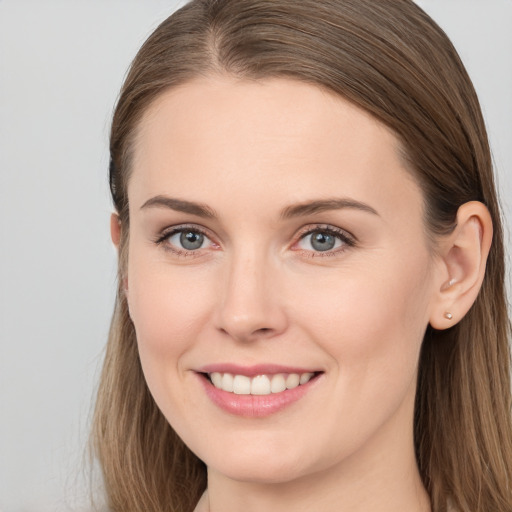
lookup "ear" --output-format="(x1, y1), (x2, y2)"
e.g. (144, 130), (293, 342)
(429, 201), (493, 330)
(110, 212), (121, 248)
(110, 213), (129, 291)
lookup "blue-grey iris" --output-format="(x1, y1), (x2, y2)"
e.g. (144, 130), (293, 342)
(180, 231), (204, 250)
(311, 231), (336, 251)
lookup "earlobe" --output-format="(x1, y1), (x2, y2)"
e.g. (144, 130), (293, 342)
(429, 201), (493, 330)
(110, 212), (121, 248)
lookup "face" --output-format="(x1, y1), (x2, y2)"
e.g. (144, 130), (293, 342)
(125, 76), (440, 484)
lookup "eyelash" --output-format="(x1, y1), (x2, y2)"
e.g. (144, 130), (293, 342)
(154, 224), (356, 257)
(293, 225), (356, 256)
(154, 224), (215, 257)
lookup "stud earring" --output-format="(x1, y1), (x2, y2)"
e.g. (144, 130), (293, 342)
(444, 312), (453, 320)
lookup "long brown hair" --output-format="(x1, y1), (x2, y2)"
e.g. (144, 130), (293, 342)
(92, 1), (512, 511)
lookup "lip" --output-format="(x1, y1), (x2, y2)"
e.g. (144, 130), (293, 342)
(196, 365), (323, 418)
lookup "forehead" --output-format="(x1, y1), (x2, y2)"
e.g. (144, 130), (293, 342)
(129, 76), (422, 221)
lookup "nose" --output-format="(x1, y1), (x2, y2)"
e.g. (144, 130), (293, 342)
(214, 250), (288, 342)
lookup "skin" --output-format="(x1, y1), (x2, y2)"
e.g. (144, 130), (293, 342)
(113, 76), (492, 512)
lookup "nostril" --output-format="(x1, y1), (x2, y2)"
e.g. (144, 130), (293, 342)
(252, 327), (276, 338)
(218, 325), (276, 342)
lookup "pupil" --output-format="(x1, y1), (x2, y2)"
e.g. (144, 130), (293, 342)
(180, 231), (204, 250)
(311, 232), (335, 251)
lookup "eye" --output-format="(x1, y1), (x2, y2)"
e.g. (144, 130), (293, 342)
(156, 226), (215, 253)
(295, 226), (355, 254)
(170, 230), (207, 250)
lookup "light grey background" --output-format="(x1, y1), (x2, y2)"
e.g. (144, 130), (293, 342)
(0, 1), (511, 511)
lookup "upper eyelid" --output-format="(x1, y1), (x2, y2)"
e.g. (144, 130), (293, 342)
(156, 223), (214, 241)
(154, 223), (356, 250)
(154, 225), (217, 256)
(291, 226), (357, 257)
(295, 224), (356, 242)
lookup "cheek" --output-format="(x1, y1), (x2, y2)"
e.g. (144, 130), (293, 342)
(278, 256), (433, 463)
(292, 253), (432, 395)
(125, 250), (216, 393)
(125, 259), (219, 436)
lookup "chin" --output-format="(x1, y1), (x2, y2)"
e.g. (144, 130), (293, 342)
(209, 456), (308, 485)
(194, 432), (324, 485)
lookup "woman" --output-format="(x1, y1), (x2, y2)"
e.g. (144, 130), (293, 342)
(92, 1), (512, 511)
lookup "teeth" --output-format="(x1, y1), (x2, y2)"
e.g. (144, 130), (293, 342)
(233, 375), (251, 395)
(251, 375), (271, 395)
(300, 372), (314, 385)
(285, 373), (300, 389)
(270, 374), (286, 393)
(221, 373), (234, 392)
(209, 371), (316, 395)
(210, 372), (223, 388)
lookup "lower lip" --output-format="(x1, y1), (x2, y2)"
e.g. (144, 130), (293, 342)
(198, 373), (321, 418)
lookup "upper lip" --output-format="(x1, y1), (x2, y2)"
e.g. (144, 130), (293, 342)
(196, 363), (322, 377)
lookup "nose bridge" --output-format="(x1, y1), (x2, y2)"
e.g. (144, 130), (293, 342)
(215, 244), (286, 341)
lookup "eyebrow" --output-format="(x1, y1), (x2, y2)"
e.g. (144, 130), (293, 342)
(280, 198), (379, 219)
(140, 195), (379, 219)
(140, 195), (217, 218)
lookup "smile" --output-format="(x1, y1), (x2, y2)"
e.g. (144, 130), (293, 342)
(197, 366), (323, 417)
(208, 372), (316, 395)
